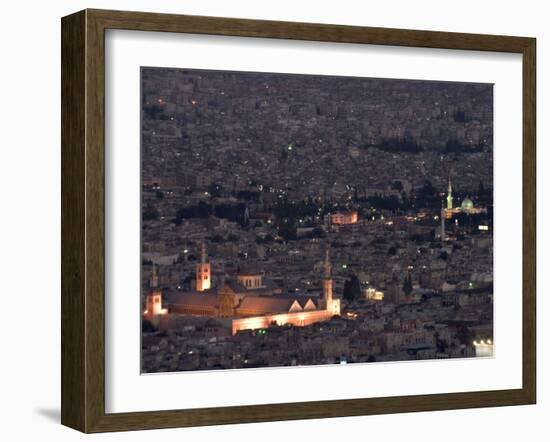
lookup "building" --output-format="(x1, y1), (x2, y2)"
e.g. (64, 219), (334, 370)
(444, 174), (487, 219)
(144, 245), (341, 335)
(143, 266), (168, 321)
(364, 287), (385, 301)
(236, 267), (265, 289)
(329, 210), (358, 225)
(473, 339), (493, 357)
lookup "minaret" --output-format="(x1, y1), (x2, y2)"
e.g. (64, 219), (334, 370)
(151, 264), (159, 288)
(144, 264), (167, 318)
(440, 201), (446, 243)
(446, 174), (453, 210)
(196, 240), (211, 292)
(322, 248), (333, 309)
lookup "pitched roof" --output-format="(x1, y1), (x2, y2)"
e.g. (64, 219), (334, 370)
(237, 296), (298, 315)
(236, 294), (319, 315)
(222, 280), (247, 293)
(275, 293), (320, 309)
(164, 291), (219, 308)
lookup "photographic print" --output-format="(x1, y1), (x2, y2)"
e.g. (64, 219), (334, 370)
(140, 67), (494, 373)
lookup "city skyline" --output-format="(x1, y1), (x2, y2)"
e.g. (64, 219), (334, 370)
(141, 67), (494, 373)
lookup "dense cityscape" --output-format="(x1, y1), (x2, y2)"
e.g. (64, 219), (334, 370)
(141, 67), (494, 373)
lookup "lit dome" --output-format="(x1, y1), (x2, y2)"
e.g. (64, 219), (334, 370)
(461, 197), (474, 211)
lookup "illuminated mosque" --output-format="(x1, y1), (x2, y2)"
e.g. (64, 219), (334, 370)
(443, 175), (486, 219)
(143, 242), (341, 335)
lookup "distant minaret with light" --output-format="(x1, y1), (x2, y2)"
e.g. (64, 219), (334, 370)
(323, 249), (333, 307)
(440, 201), (446, 243)
(321, 248), (341, 316)
(446, 174), (454, 210)
(196, 240), (211, 292)
(144, 265), (167, 318)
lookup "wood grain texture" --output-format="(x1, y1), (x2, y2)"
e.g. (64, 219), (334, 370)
(522, 38), (536, 403)
(61, 9), (537, 433)
(61, 10), (86, 431)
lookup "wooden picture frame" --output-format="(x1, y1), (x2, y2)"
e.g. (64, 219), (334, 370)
(61, 8), (536, 433)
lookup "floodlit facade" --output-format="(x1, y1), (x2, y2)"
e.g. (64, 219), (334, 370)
(473, 339), (493, 357)
(144, 244), (341, 335)
(143, 266), (168, 319)
(195, 240), (211, 291)
(330, 210), (358, 225)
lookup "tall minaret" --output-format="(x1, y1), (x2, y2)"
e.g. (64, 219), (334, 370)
(151, 264), (159, 288)
(144, 264), (167, 318)
(440, 201), (446, 243)
(196, 240), (211, 292)
(446, 174), (454, 210)
(322, 248), (333, 309)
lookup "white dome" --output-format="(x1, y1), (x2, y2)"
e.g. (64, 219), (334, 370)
(461, 197), (474, 211)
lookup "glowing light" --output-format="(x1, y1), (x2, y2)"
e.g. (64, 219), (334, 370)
(331, 211), (358, 225)
(473, 339), (493, 357)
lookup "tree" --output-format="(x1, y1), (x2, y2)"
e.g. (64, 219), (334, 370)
(142, 318), (156, 332)
(142, 205), (159, 221)
(311, 227), (326, 238)
(208, 183), (222, 198)
(343, 280), (351, 301)
(403, 272), (413, 296)
(277, 220), (297, 241)
(415, 180), (439, 209)
(435, 332), (448, 353)
(197, 201), (212, 218)
(456, 325), (474, 346)
(391, 180), (403, 192)
(343, 274), (361, 302)
(478, 180), (486, 197)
